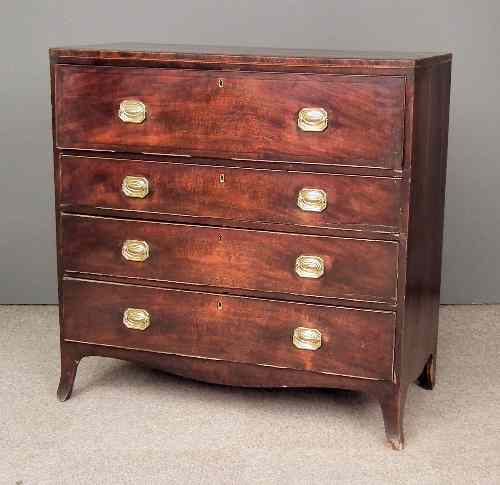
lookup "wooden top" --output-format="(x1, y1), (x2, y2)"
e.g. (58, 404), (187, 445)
(50, 43), (451, 71)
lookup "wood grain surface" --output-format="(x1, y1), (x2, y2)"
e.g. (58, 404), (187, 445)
(61, 214), (399, 304)
(55, 66), (404, 168)
(62, 278), (396, 380)
(60, 155), (401, 232)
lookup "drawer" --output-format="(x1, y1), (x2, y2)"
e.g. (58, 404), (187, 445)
(55, 66), (404, 169)
(62, 278), (396, 380)
(62, 215), (398, 304)
(60, 156), (401, 232)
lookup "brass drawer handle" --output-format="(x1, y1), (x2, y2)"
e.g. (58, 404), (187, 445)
(298, 107), (328, 132)
(297, 188), (328, 212)
(293, 327), (322, 351)
(295, 255), (325, 279)
(118, 99), (147, 124)
(123, 308), (151, 331)
(122, 175), (150, 199)
(122, 240), (150, 262)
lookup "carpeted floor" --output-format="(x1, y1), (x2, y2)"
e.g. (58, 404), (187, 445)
(1, 305), (499, 485)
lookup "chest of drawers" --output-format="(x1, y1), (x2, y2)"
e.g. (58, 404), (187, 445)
(50, 44), (451, 449)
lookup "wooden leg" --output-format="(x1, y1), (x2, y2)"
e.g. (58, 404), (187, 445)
(378, 384), (408, 450)
(417, 354), (436, 390)
(57, 343), (81, 402)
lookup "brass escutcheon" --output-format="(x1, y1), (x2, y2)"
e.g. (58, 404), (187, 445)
(297, 188), (328, 212)
(293, 327), (322, 351)
(298, 107), (328, 132)
(122, 240), (150, 262)
(123, 308), (151, 331)
(122, 175), (150, 199)
(295, 255), (325, 279)
(118, 99), (147, 124)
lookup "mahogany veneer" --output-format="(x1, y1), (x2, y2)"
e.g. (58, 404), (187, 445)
(55, 66), (404, 168)
(50, 44), (452, 450)
(62, 278), (396, 380)
(62, 214), (398, 304)
(60, 155), (401, 232)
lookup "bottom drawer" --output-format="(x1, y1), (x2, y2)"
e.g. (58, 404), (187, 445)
(62, 278), (395, 380)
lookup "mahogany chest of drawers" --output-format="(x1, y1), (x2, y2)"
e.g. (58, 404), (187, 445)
(50, 44), (451, 449)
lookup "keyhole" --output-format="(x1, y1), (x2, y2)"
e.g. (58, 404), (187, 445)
(218, 234), (223, 241)
(217, 301), (223, 310)
(218, 78), (224, 88)
(219, 174), (225, 184)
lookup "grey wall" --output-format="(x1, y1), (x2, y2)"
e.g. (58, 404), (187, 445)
(1, 1), (499, 304)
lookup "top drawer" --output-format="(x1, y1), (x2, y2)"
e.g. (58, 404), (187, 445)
(54, 66), (405, 169)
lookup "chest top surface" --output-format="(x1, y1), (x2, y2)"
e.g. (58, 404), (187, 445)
(50, 43), (451, 70)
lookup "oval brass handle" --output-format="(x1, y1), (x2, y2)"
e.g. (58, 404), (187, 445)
(122, 176), (150, 199)
(293, 327), (322, 351)
(297, 188), (328, 212)
(123, 308), (151, 331)
(122, 240), (150, 262)
(118, 99), (147, 124)
(295, 255), (325, 279)
(298, 107), (328, 132)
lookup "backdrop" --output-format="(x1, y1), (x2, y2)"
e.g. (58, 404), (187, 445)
(1, 1), (498, 304)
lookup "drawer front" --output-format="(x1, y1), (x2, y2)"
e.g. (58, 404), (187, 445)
(60, 156), (401, 232)
(55, 66), (404, 168)
(62, 278), (395, 380)
(62, 215), (398, 303)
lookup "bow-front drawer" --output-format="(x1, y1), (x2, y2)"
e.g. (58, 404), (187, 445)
(60, 156), (401, 232)
(61, 214), (398, 304)
(62, 278), (396, 380)
(54, 65), (404, 169)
